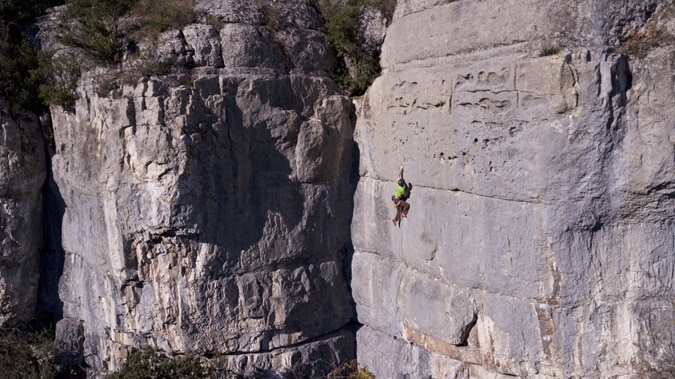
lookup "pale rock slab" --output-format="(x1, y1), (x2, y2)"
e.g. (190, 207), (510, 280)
(48, 0), (356, 375)
(351, 0), (674, 377)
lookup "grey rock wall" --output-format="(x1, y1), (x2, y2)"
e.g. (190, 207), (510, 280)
(0, 103), (46, 326)
(49, 0), (355, 375)
(28, 0), (674, 376)
(352, 0), (674, 377)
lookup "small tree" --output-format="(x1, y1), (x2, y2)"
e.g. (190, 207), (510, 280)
(317, 0), (395, 96)
(0, 0), (62, 111)
(32, 50), (81, 110)
(59, 0), (139, 64)
(130, 0), (198, 38)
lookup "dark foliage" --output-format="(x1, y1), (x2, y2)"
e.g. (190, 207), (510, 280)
(318, 0), (395, 96)
(0, 0), (63, 111)
(58, 0), (139, 64)
(107, 349), (213, 379)
(0, 324), (86, 379)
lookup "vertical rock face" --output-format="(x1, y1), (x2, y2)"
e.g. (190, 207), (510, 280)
(0, 103), (46, 326)
(352, 0), (674, 378)
(50, 1), (354, 375)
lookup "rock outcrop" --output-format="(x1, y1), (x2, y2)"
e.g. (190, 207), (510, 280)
(0, 0), (667, 377)
(352, 0), (674, 377)
(48, 0), (355, 375)
(0, 103), (46, 326)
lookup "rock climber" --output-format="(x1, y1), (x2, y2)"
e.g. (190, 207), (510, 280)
(392, 166), (412, 225)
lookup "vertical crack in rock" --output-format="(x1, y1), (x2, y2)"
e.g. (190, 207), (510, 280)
(454, 312), (478, 347)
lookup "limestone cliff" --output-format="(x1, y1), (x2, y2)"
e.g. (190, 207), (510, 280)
(352, 0), (674, 377)
(1, 0), (673, 377)
(48, 0), (355, 375)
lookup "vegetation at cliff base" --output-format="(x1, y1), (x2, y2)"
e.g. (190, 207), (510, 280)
(107, 351), (376, 379)
(328, 359), (376, 378)
(0, 324), (85, 379)
(107, 349), (212, 379)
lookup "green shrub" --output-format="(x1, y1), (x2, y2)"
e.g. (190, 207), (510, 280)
(348, 55), (380, 95)
(539, 45), (560, 57)
(129, 0), (199, 39)
(33, 51), (81, 109)
(107, 349), (213, 379)
(0, 41), (41, 110)
(59, 0), (140, 64)
(0, 0), (62, 111)
(52, 0), (200, 103)
(322, 1), (362, 59)
(58, 0), (200, 64)
(317, 0), (394, 96)
(0, 324), (84, 379)
(327, 359), (376, 379)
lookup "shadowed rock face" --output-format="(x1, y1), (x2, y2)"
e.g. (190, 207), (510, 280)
(49, 0), (355, 375)
(351, 0), (674, 377)
(0, 103), (46, 326)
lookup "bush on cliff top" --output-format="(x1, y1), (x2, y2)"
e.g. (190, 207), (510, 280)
(58, 0), (138, 64)
(129, 0), (198, 39)
(32, 50), (80, 112)
(39, 0), (199, 108)
(317, 0), (395, 96)
(60, 0), (199, 58)
(0, 0), (62, 111)
(58, 0), (198, 65)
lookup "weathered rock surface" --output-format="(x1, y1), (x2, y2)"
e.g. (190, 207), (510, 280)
(0, 103), (46, 326)
(48, 0), (355, 375)
(15, 0), (670, 377)
(352, 0), (674, 377)
(54, 317), (85, 365)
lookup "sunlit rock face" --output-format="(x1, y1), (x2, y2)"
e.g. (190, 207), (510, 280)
(351, 0), (674, 377)
(49, 0), (355, 375)
(0, 102), (46, 327)
(37, 0), (674, 376)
